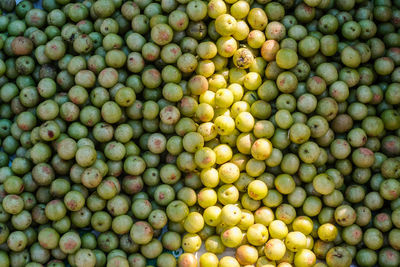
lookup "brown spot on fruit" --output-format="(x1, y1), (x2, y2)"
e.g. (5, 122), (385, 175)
(67, 200), (77, 210)
(19, 124), (29, 131)
(146, 54), (156, 60)
(159, 31), (169, 41)
(353, 230), (361, 238)
(202, 157), (211, 164)
(223, 230), (230, 238)
(313, 76), (324, 84)
(359, 147), (373, 156)
(377, 213), (388, 222)
(150, 69), (160, 78)
(154, 139), (161, 147)
(225, 45), (233, 53)
(64, 239), (77, 250)
(390, 190), (398, 198)
(386, 250), (395, 259)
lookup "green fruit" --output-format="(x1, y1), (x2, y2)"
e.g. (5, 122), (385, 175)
(276, 48), (298, 69)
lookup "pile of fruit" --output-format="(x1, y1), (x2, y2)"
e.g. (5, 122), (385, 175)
(0, 0), (400, 266)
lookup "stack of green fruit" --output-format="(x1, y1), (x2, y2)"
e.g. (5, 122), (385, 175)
(0, 0), (400, 266)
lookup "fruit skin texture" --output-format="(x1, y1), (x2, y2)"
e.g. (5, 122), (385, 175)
(326, 246), (352, 267)
(264, 239), (286, 261)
